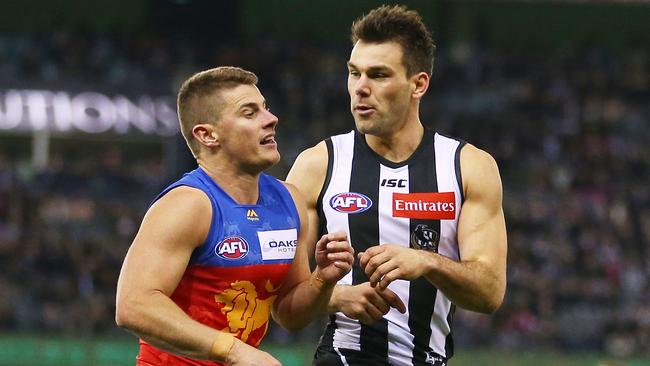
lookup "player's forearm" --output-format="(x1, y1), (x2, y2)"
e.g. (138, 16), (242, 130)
(273, 273), (335, 330)
(115, 291), (230, 361)
(424, 254), (505, 313)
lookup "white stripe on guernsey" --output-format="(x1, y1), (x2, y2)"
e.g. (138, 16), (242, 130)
(334, 347), (351, 366)
(325, 132), (355, 286)
(434, 133), (461, 261)
(428, 133), (462, 357)
(378, 164), (415, 366)
(325, 131), (361, 350)
(430, 295), (453, 356)
(332, 314), (362, 351)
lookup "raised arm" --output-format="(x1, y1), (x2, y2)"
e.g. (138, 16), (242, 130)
(115, 186), (280, 364)
(286, 142), (406, 324)
(271, 182), (354, 330)
(359, 144), (507, 313)
(285, 141), (329, 252)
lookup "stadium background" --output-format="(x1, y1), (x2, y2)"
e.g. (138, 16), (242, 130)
(1, 0), (649, 365)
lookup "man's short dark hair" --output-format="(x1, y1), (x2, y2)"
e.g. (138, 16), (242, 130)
(351, 4), (436, 76)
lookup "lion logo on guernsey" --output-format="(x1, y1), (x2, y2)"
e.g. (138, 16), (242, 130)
(330, 192), (373, 214)
(216, 236), (249, 260)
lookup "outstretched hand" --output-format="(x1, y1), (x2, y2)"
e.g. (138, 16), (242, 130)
(358, 244), (431, 290)
(314, 231), (354, 286)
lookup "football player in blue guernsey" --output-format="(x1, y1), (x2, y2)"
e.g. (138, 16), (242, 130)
(115, 66), (354, 366)
(287, 5), (507, 366)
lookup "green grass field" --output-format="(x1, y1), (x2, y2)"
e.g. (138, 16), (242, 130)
(0, 335), (647, 366)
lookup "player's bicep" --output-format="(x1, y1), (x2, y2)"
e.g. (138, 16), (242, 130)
(277, 183), (312, 293)
(286, 142), (329, 260)
(457, 146), (507, 268)
(117, 186), (212, 298)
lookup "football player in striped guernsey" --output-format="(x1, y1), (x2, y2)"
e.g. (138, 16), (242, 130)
(287, 5), (507, 366)
(115, 67), (354, 366)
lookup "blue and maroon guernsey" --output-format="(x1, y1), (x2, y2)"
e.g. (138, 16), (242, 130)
(137, 167), (300, 366)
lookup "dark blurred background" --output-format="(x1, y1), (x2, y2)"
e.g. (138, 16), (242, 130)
(1, 0), (649, 365)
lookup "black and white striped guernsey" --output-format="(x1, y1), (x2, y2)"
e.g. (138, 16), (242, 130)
(316, 128), (466, 366)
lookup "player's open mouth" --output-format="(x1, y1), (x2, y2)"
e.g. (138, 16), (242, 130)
(260, 136), (276, 146)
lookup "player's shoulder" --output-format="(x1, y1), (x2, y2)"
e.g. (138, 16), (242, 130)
(287, 140), (329, 184)
(152, 185), (211, 215)
(459, 143), (502, 194)
(139, 185), (213, 249)
(295, 140), (329, 166)
(460, 142), (498, 168)
(287, 139), (332, 206)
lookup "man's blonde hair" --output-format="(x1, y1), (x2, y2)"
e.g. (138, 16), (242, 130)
(177, 66), (258, 157)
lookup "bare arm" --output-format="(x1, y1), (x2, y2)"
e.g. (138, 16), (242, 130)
(115, 186), (280, 364)
(285, 142), (328, 254)
(271, 183), (354, 330)
(359, 144), (507, 313)
(429, 144), (507, 312)
(285, 142), (405, 324)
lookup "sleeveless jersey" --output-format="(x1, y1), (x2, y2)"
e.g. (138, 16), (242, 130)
(317, 129), (465, 366)
(137, 167), (300, 366)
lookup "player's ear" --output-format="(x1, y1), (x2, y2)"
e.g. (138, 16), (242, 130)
(411, 72), (430, 99)
(193, 123), (220, 147)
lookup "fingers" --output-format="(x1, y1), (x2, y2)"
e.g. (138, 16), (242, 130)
(325, 242), (354, 268)
(359, 301), (387, 325)
(314, 235), (354, 284)
(358, 249), (391, 286)
(369, 261), (399, 288)
(338, 284), (407, 325)
(357, 245), (385, 269)
(325, 240), (354, 254)
(377, 287), (406, 314)
(318, 231), (348, 246)
(351, 288), (389, 324)
(327, 251), (354, 262)
(356, 287), (404, 323)
(317, 234), (354, 266)
(358, 246), (392, 278)
(316, 233), (352, 256)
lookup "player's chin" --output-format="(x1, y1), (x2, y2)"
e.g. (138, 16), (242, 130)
(354, 119), (382, 136)
(258, 150), (281, 168)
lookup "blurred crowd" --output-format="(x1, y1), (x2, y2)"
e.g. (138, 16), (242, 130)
(1, 29), (649, 358)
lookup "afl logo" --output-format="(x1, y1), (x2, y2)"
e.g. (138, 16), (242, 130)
(215, 236), (249, 260)
(330, 192), (373, 214)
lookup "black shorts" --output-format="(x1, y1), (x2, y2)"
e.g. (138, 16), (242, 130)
(312, 345), (448, 366)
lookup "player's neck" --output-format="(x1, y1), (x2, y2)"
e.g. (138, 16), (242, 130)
(365, 120), (424, 163)
(198, 160), (260, 205)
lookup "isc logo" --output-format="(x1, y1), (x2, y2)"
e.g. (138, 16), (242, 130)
(330, 192), (373, 214)
(215, 236), (249, 260)
(381, 178), (407, 188)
